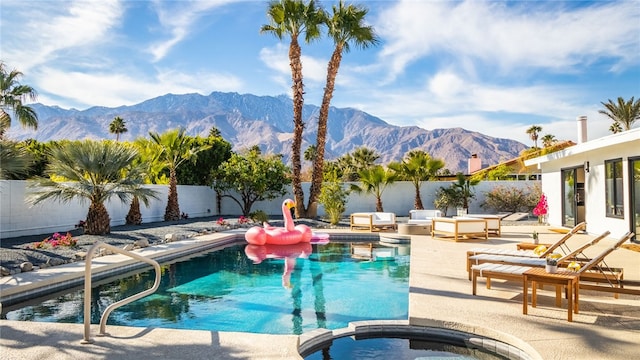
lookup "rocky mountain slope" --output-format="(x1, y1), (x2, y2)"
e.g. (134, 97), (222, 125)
(7, 92), (527, 173)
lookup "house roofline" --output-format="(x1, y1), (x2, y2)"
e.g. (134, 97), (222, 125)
(524, 128), (640, 167)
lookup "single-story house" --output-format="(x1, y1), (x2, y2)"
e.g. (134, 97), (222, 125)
(525, 122), (639, 241)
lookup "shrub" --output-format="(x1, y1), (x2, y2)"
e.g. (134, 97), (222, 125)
(249, 210), (268, 224)
(481, 183), (541, 213)
(318, 177), (349, 225)
(433, 187), (458, 216)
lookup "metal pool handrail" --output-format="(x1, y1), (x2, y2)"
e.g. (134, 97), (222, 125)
(81, 241), (161, 344)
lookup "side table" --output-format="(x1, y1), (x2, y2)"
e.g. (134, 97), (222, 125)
(523, 267), (579, 322)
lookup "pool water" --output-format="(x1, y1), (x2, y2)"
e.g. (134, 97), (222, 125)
(304, 336), (508, 360)
(4, 241), (410, 335)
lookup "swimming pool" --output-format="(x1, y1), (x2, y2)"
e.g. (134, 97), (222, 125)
(3, 240), (410, 335)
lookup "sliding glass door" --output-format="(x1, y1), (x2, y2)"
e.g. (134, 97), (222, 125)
(630, 157), (639, 242)
(562, 166), (585, 228)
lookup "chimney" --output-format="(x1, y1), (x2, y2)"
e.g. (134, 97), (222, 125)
(468, 154), (482, 174)
(577, 115), (587, 144)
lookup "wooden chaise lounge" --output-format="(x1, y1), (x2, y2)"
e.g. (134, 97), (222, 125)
(465, 222), (586, 279)
(471, 232), (635, 298)
(470, 230), (609, 282)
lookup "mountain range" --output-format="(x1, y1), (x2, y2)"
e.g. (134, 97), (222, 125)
(7, 92), (528, 173)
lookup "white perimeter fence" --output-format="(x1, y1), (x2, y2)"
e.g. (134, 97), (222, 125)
(1, 180), (538, 238)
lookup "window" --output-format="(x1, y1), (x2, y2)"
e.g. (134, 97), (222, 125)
(605, 159), (624, 218)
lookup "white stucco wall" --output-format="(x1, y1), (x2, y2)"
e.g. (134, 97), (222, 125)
(0, 181), (217, 238)
(1, 180), (537, 238)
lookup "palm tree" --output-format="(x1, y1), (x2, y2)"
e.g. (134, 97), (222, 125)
(304, 145), (317, 162)
(609, 121), (623, 134)
(541, 134), (556, 148)
(0, 140), (32, 179)
(261, 0), (325, 217)
(307, 0), (379, 217)
(350, 165), (397, 212)
(149, 128), (209, 221)
(208, 127), (222, 138)
(451, 172), (481, 211)
(332, 146), (380, 181)
(124, 139), (163, 225)
(26, 140), (158, 235)
(0, 62), (38, 138)
(109, 116), (128, 141)
(388, 150), (444, 210)
(599, 96), (640, 131)
(526, 125), (542, 149)
(352, 146), (379, 171)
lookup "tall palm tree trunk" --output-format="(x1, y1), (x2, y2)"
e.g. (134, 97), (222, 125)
(85, 200), (111, 235)
(308, 46), (343, 218)
(290, 38), (306, 218)
(165, 169), (180, 221)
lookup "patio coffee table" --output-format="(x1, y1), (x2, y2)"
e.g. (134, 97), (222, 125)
(398, 223), (431, 235)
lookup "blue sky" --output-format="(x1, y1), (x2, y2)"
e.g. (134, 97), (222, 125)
(1, 0), (639, 145)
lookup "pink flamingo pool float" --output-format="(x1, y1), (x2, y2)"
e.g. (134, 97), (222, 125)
(245, 199), (318, 245)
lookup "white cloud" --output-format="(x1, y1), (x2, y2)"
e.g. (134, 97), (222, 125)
(335, 67), (609, 145)
(375, 0), (640, 79)
(148, 0), (242, 62)
(259, 44), (328, 84)
(1, 0), (124, 72)
(428, 71), (466, 99)
(33, 66), (243, 109)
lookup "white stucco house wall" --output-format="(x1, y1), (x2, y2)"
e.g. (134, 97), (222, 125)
(525, 124), (639, 241)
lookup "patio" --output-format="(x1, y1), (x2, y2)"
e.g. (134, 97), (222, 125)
(1, 224), (638, 359)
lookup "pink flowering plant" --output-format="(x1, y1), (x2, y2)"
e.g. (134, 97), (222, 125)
(533, 193), (548, 223)
(31, 232), (77, 249)
(237, 216), (251, 224)
(216, 217), (228, 226)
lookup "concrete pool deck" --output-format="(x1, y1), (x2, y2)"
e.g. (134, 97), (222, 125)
(1, 225), (638, 359)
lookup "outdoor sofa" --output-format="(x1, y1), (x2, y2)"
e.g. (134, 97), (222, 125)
(350, 212), (397, 232)
(408, 209), (442, 225)
(431, 217), (488, 241)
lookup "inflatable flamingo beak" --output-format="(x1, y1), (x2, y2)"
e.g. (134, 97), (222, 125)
(285, 200), (295, 209)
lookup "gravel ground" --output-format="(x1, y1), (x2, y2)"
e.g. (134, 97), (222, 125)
(0, 216), (347, 274)
(0, 215), (540, 275)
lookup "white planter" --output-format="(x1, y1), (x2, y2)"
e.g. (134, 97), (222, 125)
(545, 264), (557, 273)
(456, 208), (468, 216)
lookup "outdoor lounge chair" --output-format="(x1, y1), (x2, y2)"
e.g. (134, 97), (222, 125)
(468, 230), (609, 280)
(465, 222), (586, 279)
(350, 212), (397, 232)
(471, 232), (634, 298)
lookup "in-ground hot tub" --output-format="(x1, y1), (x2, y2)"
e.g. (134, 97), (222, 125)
(299, 320), (540, 360)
